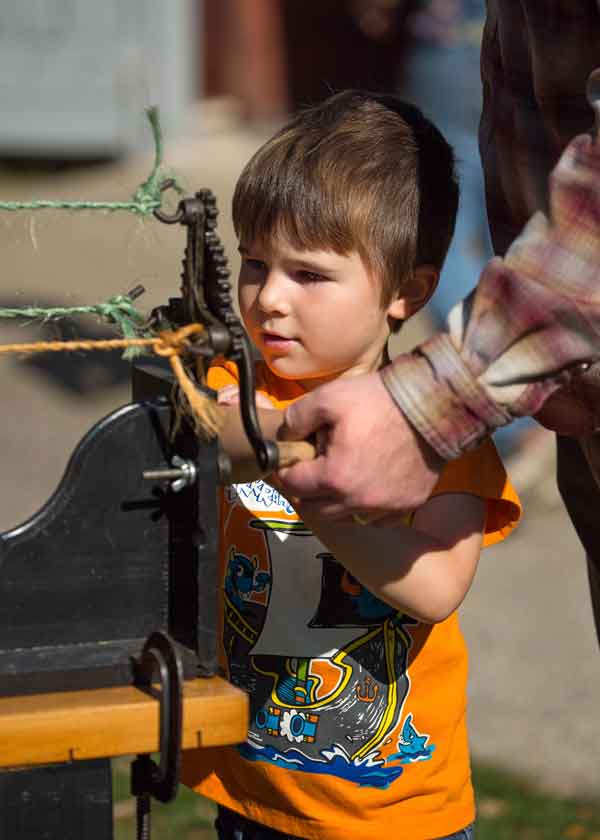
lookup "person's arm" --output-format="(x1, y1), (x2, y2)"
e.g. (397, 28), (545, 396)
(381, 132), (600, 458)
(218, 401), (284, 484)
(279, 132), (600, 515)
(299, 492), (485, 624)
(279, 373), (444, 518)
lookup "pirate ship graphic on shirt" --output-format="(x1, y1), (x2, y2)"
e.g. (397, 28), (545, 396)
(222, 481), (435, 789)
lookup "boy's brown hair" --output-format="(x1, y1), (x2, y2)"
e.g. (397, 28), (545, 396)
(232, 90), (458, 328)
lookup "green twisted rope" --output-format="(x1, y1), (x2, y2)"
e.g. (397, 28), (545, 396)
(0, 107), (183, 359)
(0, 107), (181, 217)
(0, 294), (152, 359)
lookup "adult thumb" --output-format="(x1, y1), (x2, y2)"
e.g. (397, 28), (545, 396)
(282, 391), (328, 441)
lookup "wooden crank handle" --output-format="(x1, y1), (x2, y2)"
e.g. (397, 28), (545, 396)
(276, 439), (317, 468)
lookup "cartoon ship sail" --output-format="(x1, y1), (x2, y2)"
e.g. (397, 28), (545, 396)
(224, 516), (413, 771)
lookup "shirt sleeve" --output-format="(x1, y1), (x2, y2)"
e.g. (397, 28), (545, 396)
(429, 438), (522, 547)
(206, 360), (286, 407)
(206, 360), (240, 391)
(381, 133), (600, 460)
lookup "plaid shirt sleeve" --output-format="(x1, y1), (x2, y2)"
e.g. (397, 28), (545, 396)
(382, 1), (600, 461)
(382, 133), (600, 460)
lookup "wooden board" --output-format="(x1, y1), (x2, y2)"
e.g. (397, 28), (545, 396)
(0, 677), (247, 769)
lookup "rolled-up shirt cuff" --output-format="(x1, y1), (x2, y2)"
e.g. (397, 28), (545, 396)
(380, 333), (512, 460)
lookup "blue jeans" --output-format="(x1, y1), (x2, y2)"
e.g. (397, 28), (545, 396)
(216, 806), (474, 839)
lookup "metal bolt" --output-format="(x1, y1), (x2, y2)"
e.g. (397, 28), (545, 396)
(143, 455), (197, 492)
(126, 284), (146, 300)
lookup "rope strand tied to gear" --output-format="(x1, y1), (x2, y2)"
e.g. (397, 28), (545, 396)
(0, 107), (182, 217)
(0, 323), (223, 438)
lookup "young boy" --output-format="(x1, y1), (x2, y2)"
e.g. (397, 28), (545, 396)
(181, 91), (521, 840)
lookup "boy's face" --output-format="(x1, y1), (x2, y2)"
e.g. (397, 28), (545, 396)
(238, 236), (406, 390)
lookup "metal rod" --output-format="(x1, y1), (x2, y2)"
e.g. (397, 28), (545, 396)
(142, 469), (184, 481)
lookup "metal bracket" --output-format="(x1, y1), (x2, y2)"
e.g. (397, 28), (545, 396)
(130, 631), (184, 804)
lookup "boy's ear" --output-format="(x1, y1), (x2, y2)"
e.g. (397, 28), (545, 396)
(387, 265), (440, 320)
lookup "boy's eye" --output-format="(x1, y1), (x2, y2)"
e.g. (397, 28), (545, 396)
(297, 269), (327, 283)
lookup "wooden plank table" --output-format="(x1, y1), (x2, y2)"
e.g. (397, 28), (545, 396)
(0, 677), (248, 769)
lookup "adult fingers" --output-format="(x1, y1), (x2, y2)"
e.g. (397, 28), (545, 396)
(291, 497), (355, 520)
(356, 510), (415, 528)
(277, 456), (333, 500)
(295, 501), (397, 524)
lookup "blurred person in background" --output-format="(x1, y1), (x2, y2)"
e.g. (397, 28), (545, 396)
(400, 0), (537, 462)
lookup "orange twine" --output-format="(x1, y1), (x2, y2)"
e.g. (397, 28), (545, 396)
(0, 322), (223, 437)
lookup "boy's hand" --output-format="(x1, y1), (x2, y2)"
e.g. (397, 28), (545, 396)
(278, 371), (444, 520)
(215, 385), (283, 484)
(218, 386), (316, 476)
(217, 385), (274, 409)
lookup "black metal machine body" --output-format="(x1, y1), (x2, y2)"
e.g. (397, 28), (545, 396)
(0, 393), (219, 697)
(0, 187), (273, 838)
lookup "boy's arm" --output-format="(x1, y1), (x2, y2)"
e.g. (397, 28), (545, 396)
(218, 402), (284, 484)
(216, 386), (314, 482)
(299, 493), (485, 624)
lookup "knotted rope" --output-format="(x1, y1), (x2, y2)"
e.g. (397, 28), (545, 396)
(0, 295), (145, 330)
(0, 108), (225, 437)
(0, 323), (223, 437)
(0, 293), (150, 359)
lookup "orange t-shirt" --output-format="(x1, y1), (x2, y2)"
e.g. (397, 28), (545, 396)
(181, 361), (522, 840)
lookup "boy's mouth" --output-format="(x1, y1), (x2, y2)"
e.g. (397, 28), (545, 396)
(260, 330), (296, 348)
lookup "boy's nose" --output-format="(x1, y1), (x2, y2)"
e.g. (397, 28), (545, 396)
(257, 271), (292, 315)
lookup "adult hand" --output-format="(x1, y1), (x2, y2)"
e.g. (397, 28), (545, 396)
(277, 371), (444, 520)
